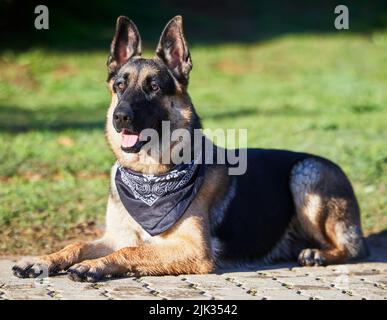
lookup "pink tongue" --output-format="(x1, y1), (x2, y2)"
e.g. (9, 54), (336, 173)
(121, 133), (139, 148)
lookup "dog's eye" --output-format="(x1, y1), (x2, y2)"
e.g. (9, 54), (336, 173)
(114, 79), (126, 93)
(150, 81), (159, 92)
(117, 82), (126, 91)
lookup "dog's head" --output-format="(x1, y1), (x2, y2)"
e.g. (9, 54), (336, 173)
(105, 16), (199, 173)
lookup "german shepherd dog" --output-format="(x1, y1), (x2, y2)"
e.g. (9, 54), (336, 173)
(13, 16), (368, 282)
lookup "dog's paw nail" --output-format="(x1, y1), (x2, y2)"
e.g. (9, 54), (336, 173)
(68, 269), (83, 282)
(12, 262), (34, 278)
(12, 265), (28, 278)
(313, 252), (326, 266)
(298, 249), (326, 267)
(27, 265), (44, 277)
(86, 271), (103, 283)
(314, 258), (323, 266)
(12, 257), (54, 278)
(68, 264), (95, 282)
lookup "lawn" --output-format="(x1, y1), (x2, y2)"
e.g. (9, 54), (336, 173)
(0, 31), (386, 255)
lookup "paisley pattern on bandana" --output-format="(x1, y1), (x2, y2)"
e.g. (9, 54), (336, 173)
(118, 162), (197, 206)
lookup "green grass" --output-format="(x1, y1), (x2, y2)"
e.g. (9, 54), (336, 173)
(1, 31), (386, 254)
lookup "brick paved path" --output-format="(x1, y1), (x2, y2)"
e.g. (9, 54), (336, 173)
(1, 234), (386, 300)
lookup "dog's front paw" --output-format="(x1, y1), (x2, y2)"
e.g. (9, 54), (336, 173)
(12, 257), (58, 278)
(67, 260), (105, 283)
(298, 248), (326, 266)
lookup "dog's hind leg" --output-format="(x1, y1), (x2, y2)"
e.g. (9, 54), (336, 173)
(12, 238), (114, 278)
(290, 158), (369, 266)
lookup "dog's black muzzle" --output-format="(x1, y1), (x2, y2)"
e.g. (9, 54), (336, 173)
(113, 103), (134, 133)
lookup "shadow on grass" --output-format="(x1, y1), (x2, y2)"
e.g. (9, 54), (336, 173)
(0, 105), (105, 132)
(1, 0), (386, 51)
(0, 104), (324, 132)
(201, 105), (321, 121)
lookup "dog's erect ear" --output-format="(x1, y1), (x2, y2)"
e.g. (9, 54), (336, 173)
(156, 16), (192, 85)
(107, 16), (142, 77)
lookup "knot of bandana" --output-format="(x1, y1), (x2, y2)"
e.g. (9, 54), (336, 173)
(118, 161), (198, 206)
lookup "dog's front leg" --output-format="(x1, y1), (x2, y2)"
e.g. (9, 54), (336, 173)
(68, 208), (215, 282)
(12, 238), (114, 278)
(68, 239), (214, 282)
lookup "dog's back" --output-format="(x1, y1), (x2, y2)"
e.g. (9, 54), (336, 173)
(211, 149), (308, 261)
(210, 148), (368, 266)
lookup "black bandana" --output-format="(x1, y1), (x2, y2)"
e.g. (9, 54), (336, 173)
(115, 160), (205, 236)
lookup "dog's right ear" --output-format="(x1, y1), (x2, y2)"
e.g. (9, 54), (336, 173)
(107, 16), (142, 78)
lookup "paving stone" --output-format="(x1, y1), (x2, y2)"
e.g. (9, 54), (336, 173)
(273, 275), (361, 300)
(183, 274), (254, 300)
(0, 239), (386, 300)
(136, 276), (207, 300)
(101, 278), (162, 300)
(255, 288), (310, 300)
(221, 272), (310, 300)
(48, 276), (109, 300)
(320, 274), (386, 300)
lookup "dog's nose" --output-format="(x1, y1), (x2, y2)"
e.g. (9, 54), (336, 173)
(113, 108), (133, 132)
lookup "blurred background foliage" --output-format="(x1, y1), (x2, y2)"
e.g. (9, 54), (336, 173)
(1, 0), (386, 50)
(0, 0), (386, 254)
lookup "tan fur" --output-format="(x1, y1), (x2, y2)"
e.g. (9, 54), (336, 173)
(295, 193), (329, 246)
(290, 158), (367, 266)
(12, 240), (114, 277)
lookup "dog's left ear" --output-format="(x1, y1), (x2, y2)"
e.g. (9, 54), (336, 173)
(156, 16), (192, 85)
(107, 16), (142, 78)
